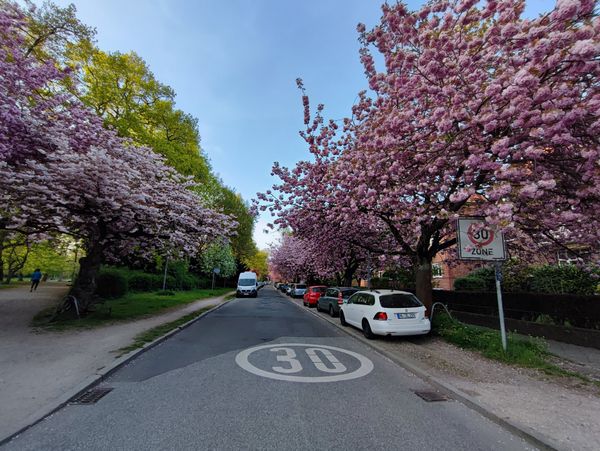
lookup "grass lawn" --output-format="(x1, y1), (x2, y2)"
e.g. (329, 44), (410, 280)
(0, 281), (29, 289)
(32, 288), (232, 330)
(432, 312), (586, 379)
(116, 306), (215, 356)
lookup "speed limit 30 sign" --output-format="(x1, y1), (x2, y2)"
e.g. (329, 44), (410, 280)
(457, 217), (506, 261)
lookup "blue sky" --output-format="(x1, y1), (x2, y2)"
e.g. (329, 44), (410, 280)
(45, 0), (553, 250)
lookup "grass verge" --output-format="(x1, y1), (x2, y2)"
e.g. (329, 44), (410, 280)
(432, 313), (584, 379)
(32, 288), (232, 331)
(0, 281), (29, 289)
(115, 306), (215, 357)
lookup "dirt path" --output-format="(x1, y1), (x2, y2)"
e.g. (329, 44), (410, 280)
(0, 284), (231, 441)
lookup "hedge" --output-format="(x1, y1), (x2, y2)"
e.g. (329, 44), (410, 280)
(453, 275), (488, 291)
(94, 266), (212, 298)
(95, 268), (128, 299)
(453, 263), (598, 295)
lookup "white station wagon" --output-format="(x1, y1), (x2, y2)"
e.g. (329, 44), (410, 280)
(339, 289), (431, 339)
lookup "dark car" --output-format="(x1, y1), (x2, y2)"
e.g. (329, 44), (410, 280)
(316, 287), (359, 317)
(278, 284), (289, 293)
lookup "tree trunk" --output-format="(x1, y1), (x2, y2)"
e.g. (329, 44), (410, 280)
(342, 263), (358, 287)
(335, 274), (342, 286)
(71, 244), (102, 311)
(415, 254), (433, 312)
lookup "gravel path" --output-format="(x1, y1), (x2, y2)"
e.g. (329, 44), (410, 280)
(0, 284), (231, 441)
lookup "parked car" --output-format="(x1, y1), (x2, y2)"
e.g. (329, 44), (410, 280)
(290, 283), (307, 298)
(285, 284), (294, 296)
(279, 284), (288, 293)
(303, 285), (327, 307)
(339, 289), (430, 339)
(236, 271), (257, 298)
(316, 287), (359, 316)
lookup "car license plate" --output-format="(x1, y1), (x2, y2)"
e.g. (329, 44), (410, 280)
(396, 313), (416, 319)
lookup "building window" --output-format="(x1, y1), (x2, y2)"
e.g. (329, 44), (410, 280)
(432, 263), (444, 278)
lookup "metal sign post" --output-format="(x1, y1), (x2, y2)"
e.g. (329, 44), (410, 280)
(494, 262), (507, 351)
(457, 217), (508, 351)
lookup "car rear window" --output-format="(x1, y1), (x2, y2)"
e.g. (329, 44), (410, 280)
(341, 289), (358, 298)
(379, 293), (423, 308)
(312, 287), (326, 293)
(295, 284), (307, 289)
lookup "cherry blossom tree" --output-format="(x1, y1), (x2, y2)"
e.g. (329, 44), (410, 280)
(263, 0), (600, 309)
(0, 8), (236, 309)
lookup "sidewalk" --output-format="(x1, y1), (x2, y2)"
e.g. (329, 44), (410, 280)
(0, 284), (230, 442)
(546, 340), (600, 381)
(287, 296), (600, 451)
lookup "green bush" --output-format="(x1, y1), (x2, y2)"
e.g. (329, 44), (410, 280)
(381, 268), (415, 290)
(96, 264), (212, 294)
(180, 274), (200, 290)
(453, 275), (488, 291)
(453, 261), (598, 295)
(467, 266), (496, 291)
(501, 260), (534, 292)
(95, 268), (128, 299)
(128, 273), (163, 292)
(529, 264), (597, 295)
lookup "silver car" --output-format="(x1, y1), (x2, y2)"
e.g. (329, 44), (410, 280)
(291, 283), (307, 298)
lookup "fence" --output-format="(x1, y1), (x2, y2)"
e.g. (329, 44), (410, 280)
(431, 290), (600, 330)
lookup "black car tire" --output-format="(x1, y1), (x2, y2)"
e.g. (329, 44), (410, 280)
(362, 319), (374, 339)
(329, 305), (335, 317)
(340, 311), (347, 326)
(315, 303), (320, 311)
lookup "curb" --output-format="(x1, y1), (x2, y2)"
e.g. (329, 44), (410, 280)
(0, 293), (233, 447)
(283, 293), (557, 451)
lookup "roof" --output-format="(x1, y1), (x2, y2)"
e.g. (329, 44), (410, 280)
(356, 289), (413, 295)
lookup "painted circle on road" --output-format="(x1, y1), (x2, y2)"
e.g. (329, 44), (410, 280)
(235, 343), (374, 383)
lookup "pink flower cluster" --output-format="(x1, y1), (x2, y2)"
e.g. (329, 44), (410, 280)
(259, 0), (600, 302)
(0, 7), (236, 264)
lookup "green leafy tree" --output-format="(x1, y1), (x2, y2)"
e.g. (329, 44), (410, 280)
(2, 0), (96, 61)
(23, 238), (79, 279)
(200, 243), (237, 278)
(66, 44), (213, 185)
(216, 186), (257, 261)
(243, 250), (269, 279)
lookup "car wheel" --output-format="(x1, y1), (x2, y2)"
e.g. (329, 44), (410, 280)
(315, 303), (320, 311)
(329, 305), (335, 317)
(362, 319), (374, 340)
(340, 311), (347, 327)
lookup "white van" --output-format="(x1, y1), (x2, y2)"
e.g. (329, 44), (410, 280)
(237, 271), (258, 298)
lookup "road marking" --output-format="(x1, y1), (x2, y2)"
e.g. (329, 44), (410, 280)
(235, 343), (373, 383)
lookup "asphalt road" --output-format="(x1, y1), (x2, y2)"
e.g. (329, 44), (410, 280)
(4, 287), (536, 450)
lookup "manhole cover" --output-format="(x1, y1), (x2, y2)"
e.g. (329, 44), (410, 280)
(413, 390), (449, 402)
(70, 387), (113, 404)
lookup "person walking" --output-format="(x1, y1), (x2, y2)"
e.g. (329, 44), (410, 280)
(30, 269), (42, 292)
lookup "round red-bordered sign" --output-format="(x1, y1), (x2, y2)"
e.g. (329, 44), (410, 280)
(467, 222), (495, 247)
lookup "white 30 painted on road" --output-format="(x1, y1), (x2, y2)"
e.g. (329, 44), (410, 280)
(235, 343), (374, 383)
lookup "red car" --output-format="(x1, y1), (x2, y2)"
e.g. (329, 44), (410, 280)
(303, 285), (327, 307)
